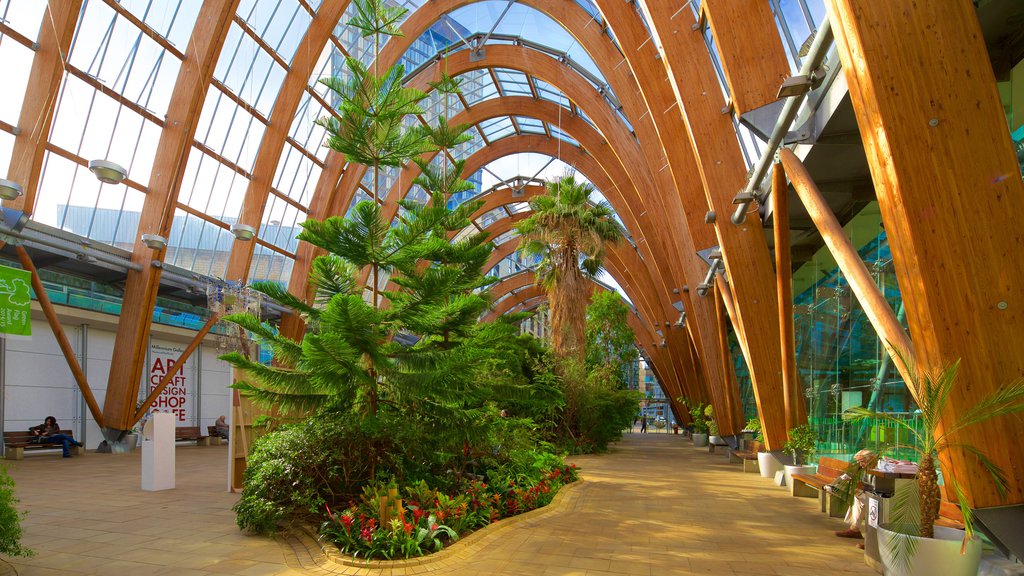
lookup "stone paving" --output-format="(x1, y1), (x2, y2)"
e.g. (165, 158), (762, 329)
(2, 434), (876, 575)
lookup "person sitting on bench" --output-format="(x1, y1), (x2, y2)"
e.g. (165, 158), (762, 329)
(831, 449), (878, 547)
(214, 415), (230, 440)
(29, 416), (83, 458)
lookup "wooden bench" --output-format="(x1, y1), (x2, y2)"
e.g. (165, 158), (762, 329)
(708, 436), (730, 454)
(206, 426), (225, 446)
(175, 426), (210, 446)
(729, 440), (761, 473)
(791, 456), (851, 512)
(4, 430), (85, 460)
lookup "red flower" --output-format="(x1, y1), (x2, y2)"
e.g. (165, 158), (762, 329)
(431, 523), (439, 531)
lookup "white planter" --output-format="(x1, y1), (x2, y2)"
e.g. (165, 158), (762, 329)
(877, 524), (981, 576)
(709, 435), (721, 446)
(783, 464), (816, 488)
(757, 451), (789, 479)
(692, 433), (708, 447)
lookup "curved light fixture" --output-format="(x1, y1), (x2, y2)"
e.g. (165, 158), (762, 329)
(88, 159), (128, 185)
(141, 234), (167, 250)
(0, 178), (23, 201)
(230, 223), (256, 241)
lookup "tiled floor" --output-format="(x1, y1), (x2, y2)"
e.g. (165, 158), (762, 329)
(2, 434), (876, 575)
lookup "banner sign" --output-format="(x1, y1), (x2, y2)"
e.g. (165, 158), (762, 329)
(0, 264), (31, 337)
(148, 343), (192, 423)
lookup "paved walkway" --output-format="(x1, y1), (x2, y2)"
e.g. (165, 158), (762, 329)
(3, 435), (875, 575)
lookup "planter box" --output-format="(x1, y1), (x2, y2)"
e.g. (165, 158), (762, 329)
(757, 451), (790, 479)
(692, 433), (708, 447)
(877, 524), (981, 576)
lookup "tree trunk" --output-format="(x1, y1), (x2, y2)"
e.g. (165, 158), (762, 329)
(918, 455), (941, 538)
(548, 250), (586, 363)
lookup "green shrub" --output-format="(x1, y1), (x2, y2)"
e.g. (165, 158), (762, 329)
(783, 424), (818, 466)
(0, 467), (31, 557)
(234, 413), (417, 533)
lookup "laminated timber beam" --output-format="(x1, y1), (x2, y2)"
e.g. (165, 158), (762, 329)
(592, 0), (747, 436)
(635, 1), (788, 450)
(701, 0), (791, 116)
(827, 0), (1024, 508)
(222, 1), (352, 282)
(772, 161), (807, 430)
(101, 1), (240, 433)
(4, 1), (82, 215)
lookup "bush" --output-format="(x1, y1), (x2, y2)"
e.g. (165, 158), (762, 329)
(234, 413), (418, 533)
(0, 467), (31, 557)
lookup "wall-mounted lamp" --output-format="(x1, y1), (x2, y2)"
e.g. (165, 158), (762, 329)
(89, 160), (128, 185)
(141, 234), (167, 250)
(230, 223), (256, 241)
(777, 75), (814, 99)
(0, 179), (23, 201)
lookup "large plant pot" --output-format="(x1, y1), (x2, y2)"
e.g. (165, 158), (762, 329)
(709, 435), (721, 446)
(783, 464), (816, 488)
(692, 433), (708, 447)
(757, 451), (789, 479)
(877, 524), (981, 576)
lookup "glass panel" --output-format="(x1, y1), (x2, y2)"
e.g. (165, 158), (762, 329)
(178, 147), (251, 224)
(249, 243), (294, 284)
(0, 34), (36, 125)
(165, 209), (234, 277)
(273, 142), (322, 205)
(0, 0), (47, 42)
(69, 0), (183, 117)
(258, 193), (304, 253)
(116, 0), (203, 48)
(35, 152), (145, 247)
(194, 87), (267, 171)
(237, 0), (308, 63)
(213, 23), (287, 116)
(789, 203), (917, 459)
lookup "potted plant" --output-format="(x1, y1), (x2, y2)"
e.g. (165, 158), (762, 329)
(688, 401), (709, 447)
(844, 352), (1024, 576)
(782, 424), (818, 487)
(706, 405), (721, 445)
(742, 417), (762, 449)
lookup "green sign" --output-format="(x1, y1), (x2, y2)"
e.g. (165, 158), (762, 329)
(0, 264), (31, 337)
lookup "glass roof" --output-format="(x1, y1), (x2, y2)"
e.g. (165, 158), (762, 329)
(0, 0), (817, 292)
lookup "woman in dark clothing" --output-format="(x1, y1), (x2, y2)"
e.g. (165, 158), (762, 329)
(30, 416), (83, 458)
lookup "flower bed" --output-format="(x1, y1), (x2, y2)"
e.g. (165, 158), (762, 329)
(320, 464), (579, 560)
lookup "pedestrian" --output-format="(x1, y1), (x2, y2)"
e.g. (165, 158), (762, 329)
(29, 416), (83, 458)
(640, 415), (648, 433)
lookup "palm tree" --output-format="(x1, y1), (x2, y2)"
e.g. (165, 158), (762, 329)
(516, 174), (625, 362)
(844, 348), (1024, 568)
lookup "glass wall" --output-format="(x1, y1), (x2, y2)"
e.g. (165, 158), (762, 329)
(730, 203), (921, 459)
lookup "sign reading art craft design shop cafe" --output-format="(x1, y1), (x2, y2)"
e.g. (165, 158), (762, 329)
(0, 264), (31, 336)
(148, 343), (193, 422)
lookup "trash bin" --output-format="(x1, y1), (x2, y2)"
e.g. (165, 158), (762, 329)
(863, 489), (889, 572)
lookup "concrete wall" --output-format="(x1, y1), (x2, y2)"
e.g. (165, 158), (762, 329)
(1, 309), (234, 449)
